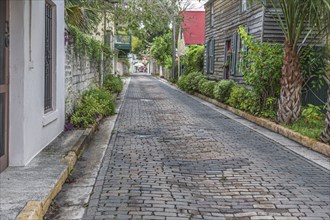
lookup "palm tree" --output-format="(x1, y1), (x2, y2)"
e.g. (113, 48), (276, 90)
(65, 0), (102, 33)
(256, 0), (330, 124)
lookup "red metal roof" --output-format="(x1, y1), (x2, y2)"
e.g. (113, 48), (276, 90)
(180, 11), (205, 45)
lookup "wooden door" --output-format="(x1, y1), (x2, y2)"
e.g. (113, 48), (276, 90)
(0, 0), (9, 172)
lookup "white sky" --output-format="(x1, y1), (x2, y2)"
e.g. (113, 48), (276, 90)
(180, 0), (207, 10)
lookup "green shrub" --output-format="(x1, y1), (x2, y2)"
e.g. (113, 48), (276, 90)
(301, 104), (325, 127)
(185, 72), (204, 93)
(238, 26), (282, 106)
(239, 90), (261, 114)
(190, 73), (205, 92)
(84, 88), (115, 115)
(213, 80), (236, 103)
(177, 75), (189, 91)
(200, 80), (216, 98)
(228, 85), (247, 108)
(260, 97), (277, 119)
(181, 45), (204, 74)
(198, 78), (209, 94)
(70, 88), (115, 128)
(104, 74), (123, 94)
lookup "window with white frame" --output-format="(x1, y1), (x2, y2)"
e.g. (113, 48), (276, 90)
(44, 0), (56, 112)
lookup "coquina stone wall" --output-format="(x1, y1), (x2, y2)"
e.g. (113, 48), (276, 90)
(116, 61), (129, 76)
(65, 45), (101, 117)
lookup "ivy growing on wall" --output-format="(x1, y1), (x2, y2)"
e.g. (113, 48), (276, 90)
(67, 24), (113, 63)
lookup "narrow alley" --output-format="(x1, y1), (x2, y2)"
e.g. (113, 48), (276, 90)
(82, 75), (330, 220)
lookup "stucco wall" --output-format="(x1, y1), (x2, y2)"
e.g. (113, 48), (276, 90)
(9, 0), (65, 166)
(65, 45), (101, 116)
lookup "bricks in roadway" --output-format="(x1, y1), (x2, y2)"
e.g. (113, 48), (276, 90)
(83, 75), (330, 220)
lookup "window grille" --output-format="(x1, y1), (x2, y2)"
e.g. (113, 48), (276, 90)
(44, 1), (53, 112)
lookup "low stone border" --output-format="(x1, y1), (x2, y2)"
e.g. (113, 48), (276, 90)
(194, 92), (330, 157)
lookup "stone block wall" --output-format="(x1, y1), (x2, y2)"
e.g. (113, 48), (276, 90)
(65, 45), (101, 117)
(116, 61), (129, 76)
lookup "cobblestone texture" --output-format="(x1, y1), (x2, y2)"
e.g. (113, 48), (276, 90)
(84, 75), (330, 220)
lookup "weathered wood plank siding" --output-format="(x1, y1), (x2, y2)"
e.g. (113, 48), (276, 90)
(204, 0), (264, 82)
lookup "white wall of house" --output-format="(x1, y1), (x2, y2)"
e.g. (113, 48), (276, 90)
(9, 0), (65, 166)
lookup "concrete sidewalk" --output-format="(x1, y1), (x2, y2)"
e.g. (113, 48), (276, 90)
(0, 129), (85, 219)
(0, 78), (130, 220)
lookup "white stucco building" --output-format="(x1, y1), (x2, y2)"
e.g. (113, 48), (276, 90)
(0, 0), (65, 171)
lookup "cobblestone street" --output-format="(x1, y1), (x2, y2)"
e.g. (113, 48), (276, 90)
(84, 75), (330, 220)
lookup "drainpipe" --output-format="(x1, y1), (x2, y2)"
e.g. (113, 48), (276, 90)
(29, 0), (33, 69)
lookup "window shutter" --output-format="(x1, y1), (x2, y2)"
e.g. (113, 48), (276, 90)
(206, 41), (209, 73)
(210, 39), (215, 73)
(231, 32), (238, 76)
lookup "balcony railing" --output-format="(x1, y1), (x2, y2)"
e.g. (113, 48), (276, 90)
(114, 34), (132, 52)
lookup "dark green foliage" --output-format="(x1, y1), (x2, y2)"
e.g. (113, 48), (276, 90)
(181, 45), (205, 74)
(188, 72), (205, 93)
(213, 80), (236, 103)
(228, 85), (247, 109)
(104, 74), (124, 94)
(150, 32), (172, 66)
(68, 24), (113, 63)
(238, 27), (282, 107)
(300, 46), (327, 89)
(70, 88), (115, 128)
(176, 65), (278, 119)
(70, 76), (123, 128)
(239, 90), (261, 114)
(177, 75), (189, 91)
(184, 72), (205, 94)
(199, 81), (216, 98)
(198, 78), (209, 94)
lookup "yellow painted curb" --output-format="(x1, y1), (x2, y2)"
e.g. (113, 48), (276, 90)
(194, 93), (330, 157)
(16, 201), (42, 220)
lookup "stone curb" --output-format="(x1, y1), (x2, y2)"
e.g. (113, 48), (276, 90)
(15, 89), (123, 220)
(194, 92), (330, 157)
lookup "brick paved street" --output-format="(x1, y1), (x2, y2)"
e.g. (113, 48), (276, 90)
(84, 75), (330, 220)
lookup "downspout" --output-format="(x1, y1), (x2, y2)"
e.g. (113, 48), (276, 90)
(29, 0), (33, 69)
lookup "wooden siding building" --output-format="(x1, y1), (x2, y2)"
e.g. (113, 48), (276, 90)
(204, 0), (283, 82)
